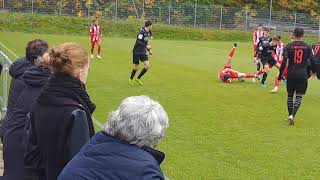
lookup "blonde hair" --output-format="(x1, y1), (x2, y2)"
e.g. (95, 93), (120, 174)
(40, 42), (89, 76)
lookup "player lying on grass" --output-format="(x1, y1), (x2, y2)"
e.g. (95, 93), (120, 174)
(218, 43), (259, 83)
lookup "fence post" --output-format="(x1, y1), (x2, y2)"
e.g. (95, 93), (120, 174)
(219, 6), (223, 29)
(245, 11), (248, 31)
(194, 0), (197, 27)
(269, 0), (272, 28)
(142, 0), (145, 15)
(131, 0), (140, 20)
(115, 0), (118, 19)
(318, 18), (320, 40)
(293, 12), (297, 29)
(31, 0), (34, 14)
(168, 2), (171, 24)
(2, 0), (4, 11)
(87, 7), (89, 18)
(2, 62), (9, 119)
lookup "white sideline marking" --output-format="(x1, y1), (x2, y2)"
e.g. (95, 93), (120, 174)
(0, 42), (19, 58)
(92, 117), (104, 130)
(0, 42), (104, 130)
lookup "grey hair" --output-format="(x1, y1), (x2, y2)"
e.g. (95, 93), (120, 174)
(104, 96), (169, 148)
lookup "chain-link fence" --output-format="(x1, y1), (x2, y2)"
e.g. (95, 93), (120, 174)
(1, 0), (320, 36)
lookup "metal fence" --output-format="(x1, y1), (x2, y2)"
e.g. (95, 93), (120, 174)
(1, 0), (320, 35)
(0, 50), (12, 119)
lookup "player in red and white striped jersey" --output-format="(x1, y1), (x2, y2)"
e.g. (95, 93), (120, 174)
(253, 24), (264, 59)
(270, 36), (288, 93)
(90, 19), (102, 59)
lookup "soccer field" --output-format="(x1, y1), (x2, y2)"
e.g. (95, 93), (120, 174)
(1, 31), (320, 179)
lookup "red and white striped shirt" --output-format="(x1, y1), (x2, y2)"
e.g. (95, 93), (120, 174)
(253, 30), (264, 45)
(275, 43), (284, 62)
(90, 24), (101, 41)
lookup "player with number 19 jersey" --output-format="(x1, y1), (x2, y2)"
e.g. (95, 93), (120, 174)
(280, 41), (314, 81)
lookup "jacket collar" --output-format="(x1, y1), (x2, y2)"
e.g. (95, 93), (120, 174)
(101, 132), (165, 165)
(141, 146), (165, 165)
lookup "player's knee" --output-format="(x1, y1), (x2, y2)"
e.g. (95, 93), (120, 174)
(133, 66), (139, 70)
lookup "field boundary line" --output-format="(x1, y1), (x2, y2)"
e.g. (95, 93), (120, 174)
(0, 42), (19, 58)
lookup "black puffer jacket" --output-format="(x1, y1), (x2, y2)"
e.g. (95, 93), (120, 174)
(0, 58), (33, 138)
(24, 73), (96, 180)
(3, 66), (50, 179)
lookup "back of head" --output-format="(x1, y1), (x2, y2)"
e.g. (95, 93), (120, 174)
(25, 39), (49, 62)
(40, 42), (88, 77)
(293, 27), (304, 38)
(145, 20), (152, 28)
(104, 96), (169, 148)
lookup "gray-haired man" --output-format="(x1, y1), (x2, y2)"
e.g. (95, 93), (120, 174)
(59, 96), (169, 180)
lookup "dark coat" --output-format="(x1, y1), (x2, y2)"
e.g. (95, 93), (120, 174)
(0, 58), (33, 138)
(58, 132), (166, 180)
(24, 73), (95, 180)
(2, 66), (50, 179)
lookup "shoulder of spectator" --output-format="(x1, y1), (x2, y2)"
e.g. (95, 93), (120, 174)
(140, 163), (165, 180)
(67, 109), (90, 159)
(70, 109), (87, 124)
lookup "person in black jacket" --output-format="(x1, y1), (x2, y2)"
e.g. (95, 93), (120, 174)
(0, 39), (48, 139)
(3, 66), (51, 179)
(58, 96), (169, 180)
(24, 42), (95, 180)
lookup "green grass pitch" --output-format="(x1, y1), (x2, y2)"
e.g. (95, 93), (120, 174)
(1, 31), (320, 179)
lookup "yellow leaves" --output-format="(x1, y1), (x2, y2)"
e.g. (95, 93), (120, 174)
(85, 0), (94, 7)
(77, 10), (84, 17)
(277, 0), (289, 9)
(94, 10), (103, 18)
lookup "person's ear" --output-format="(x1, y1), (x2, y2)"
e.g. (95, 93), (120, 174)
(75, 68), (82, 80)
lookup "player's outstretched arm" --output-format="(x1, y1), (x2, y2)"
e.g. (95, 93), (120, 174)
(278, 59), (287, 80)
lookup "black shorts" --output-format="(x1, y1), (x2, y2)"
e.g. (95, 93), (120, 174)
(133, 54), (148, 65)
(261, 56), (277, 66)
(287, 79), (308, 95)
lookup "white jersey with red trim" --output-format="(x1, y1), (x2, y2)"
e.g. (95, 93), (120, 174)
(253, 30), (264, 45)
(275, 43), (284, 62)
(90, 24), (101, 41)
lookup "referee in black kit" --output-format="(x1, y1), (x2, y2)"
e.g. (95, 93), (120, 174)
(279, 27), (316, 125)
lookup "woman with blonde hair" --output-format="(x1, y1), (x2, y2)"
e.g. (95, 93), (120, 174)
(24, 42), (96, 180)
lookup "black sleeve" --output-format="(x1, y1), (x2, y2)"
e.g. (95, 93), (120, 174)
(66, 109), (90, 161)
(256, 38), (262, 52)
(309, 46), (316, 73)
(24, 113), (42, 168)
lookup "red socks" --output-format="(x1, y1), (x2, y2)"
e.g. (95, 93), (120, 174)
(98, 46), (101, 55)
(245, 74), (255, 78)
(229, 48), (235, 58)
